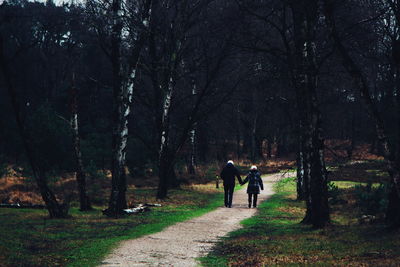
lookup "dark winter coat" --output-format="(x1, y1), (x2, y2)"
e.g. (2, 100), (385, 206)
(220, 163), (242, 186)
(243, 170), (264, 194)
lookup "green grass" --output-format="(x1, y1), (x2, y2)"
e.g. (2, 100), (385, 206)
(0, 186), (223, 267)
(200, 176), (400, 267)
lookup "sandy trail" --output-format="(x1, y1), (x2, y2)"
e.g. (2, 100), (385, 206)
(100, 172), (290, 267)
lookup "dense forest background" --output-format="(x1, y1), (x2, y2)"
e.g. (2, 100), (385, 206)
(1, 0), (400, 227)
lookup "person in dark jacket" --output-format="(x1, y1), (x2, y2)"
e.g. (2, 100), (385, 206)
(220, 160), (243, 208)
(242, 165), (264, 208)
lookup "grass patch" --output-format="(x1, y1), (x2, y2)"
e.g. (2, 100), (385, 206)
(0, 184), (223, 267)
(200, 175), (400, 266)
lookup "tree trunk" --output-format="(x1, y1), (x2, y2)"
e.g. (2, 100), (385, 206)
(188, 79), (197, 175)
(292, 0), (330, 228)
(105, 0), (152, 217)
(266, 137), (272, 158)
(347, 112), (356, 160)
(70, 73), (92, 211)
(236, 104), (242, 159)
(106, 0), (128, 217)
(276, 132), (288, 158)
(242, 119), (251, 155)
(157, 77), (174, 199)
(157, 155), (171, 199)
(256, 137), (264, 160)
(296, 146), (305, 200)
(188, 128), (196, 175)
(197, 122), (208, 163)
(0, 35), (67, 218)
(251, 115), (258, 162)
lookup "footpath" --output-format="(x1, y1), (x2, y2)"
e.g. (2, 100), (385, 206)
(100, 172), (290, 267)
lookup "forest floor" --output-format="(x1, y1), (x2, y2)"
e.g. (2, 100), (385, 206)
(99, 172), (292, 267)
(0, 159), (292, 267)
(201, 160), (400, 266)
(0, 184), (225, 267)
(1, 148), (397, 266)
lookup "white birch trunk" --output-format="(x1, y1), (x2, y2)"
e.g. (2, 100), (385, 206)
(188, 79), (197, 174)
(107, 0), (128, 216)
(71, 73), (91, 211)
(159, 77), (174, 159)
(106, 0), (152, 216)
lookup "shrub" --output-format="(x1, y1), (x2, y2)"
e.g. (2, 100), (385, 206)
(274, 177), (296, 193)
(353, 182), (389, 215)
(327, 182), (341, 204)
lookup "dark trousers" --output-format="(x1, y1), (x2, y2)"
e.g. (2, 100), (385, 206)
(224, 184), (234, 207)
(248, 193), (258, 208)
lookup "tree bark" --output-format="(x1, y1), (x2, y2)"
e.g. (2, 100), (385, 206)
(106, 0), (128, 217)
(256, 137), (264, 160)
(188, 127), (197, 175)
(0, 35), (68, 218)
(347, 112), (356, 160)
(296, 146), (305, 200)
(292, 0), (330, 228)
(236, 104), (242, 159)
(276, 132), (288, 158)
(251, 115), (258, 162)
(197, 122), (208, 163)
(188, 79), (197, 175)
(157, 77), (175, 199)
(106, 0), (152, 217)
(70, 73), (92, 211)
(266, 137), (272, 158)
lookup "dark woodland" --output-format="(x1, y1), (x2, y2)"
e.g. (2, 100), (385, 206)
(1, 0), (400, 265)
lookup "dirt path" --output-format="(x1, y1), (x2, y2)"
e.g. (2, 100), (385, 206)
(100, 172), (290, 267)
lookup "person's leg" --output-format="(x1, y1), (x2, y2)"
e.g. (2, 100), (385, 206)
(248, 194), (252, 208)
(253, 194), (258, 208)
(224, 186), (229, 207)
(228, 186), (234, 207)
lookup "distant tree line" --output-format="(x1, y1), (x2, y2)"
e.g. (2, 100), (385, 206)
(0, 0), (399, 228)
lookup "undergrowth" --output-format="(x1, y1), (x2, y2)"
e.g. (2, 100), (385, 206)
(200, 174), (400, 267)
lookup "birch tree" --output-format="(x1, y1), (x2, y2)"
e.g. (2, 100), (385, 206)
(147, 0), (205, 199)
(70, 73), (92, 211)
(134, 0), (244, 199)
(187, 75), (197, 175)
(99, 0), (152, 216)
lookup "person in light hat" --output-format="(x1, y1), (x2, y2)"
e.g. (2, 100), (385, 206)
(220, 160), (243, 208)
(241, 165), (264, 208)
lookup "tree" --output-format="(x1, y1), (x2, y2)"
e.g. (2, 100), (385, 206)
(290, 0), (329, 228)
(135, 0), (245, 199)
(70, 72), (92, 211)
(99, 0), (152, 216)
(0, 34), (68, 218)
(323, 0), (400, 227)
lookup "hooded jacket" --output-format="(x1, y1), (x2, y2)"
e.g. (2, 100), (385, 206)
(243, 170), (264, 194)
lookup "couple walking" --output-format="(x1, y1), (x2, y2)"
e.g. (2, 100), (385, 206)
(220, 160), (264, 208)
